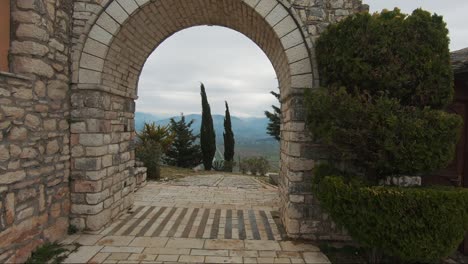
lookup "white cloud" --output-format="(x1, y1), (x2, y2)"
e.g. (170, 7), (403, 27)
(137, 26), (278, 118)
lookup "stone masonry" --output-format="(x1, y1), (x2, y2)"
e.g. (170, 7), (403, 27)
(0, 0), (367, 261)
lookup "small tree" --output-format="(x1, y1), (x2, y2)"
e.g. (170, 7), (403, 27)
(265, 91), (281, 141)
(223, 101), (235, 171)
(200, 83), (216, 170)
(164, 114), (202, 168)
(307, 8), (463, 182)
(135, 122), (174, 180)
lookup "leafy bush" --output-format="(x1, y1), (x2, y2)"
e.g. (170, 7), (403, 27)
(135, 122), (172, 180)
(313, 168), (468, 262)
(316, 8), (453, 108)
(241, 157), (270, 176)
(305, 87), (463, 180)
(212, 160), (224, 171)
(136, 141), (161, 180)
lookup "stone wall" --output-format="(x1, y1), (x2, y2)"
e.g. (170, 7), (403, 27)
(279, 0), (368, 240)
(69, 89), (136, 231)
(0, 0), (368, 261)
(0, 0), (73, 262)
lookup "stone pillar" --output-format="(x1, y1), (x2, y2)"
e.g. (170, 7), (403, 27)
(70, 89), (136, 231)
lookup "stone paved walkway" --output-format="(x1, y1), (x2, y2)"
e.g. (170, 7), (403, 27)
(62, 175), (330, 263)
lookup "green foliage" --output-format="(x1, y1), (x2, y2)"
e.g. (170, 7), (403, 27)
(136, 122), (174, 152)
(25, 242), (70, 264)
(313, 168), (468, 263)
(136, 141), (161, 180)
(200, 83), (216, 170)
(305, 88), (463, 180)
(241, 156), (270, 176)
(212, 160), (225, 171)
(264, 91), (281, 141)
(164, 114), (202, 168)
(223, 101), (235, 172)
(136, 122), (170, 180)
(316, 8), (453, 108)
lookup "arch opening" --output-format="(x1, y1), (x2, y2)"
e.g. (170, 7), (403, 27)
(71, 0), (314, 235)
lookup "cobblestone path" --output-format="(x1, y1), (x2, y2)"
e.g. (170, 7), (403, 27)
(62, 175), (330, 263)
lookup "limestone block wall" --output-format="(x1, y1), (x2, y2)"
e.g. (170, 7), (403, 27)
(279, 0), (368, 240)
(0, 0), (73, 262)
(69, 89), (136, 231)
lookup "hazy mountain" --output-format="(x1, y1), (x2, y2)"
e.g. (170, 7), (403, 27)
(135, 112), (276, 143)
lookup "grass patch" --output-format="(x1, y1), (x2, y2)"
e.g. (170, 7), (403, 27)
(25, 242), (72, 264)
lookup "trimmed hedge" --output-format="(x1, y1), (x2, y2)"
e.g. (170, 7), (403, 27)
(314, 167), (468, 262)
(305, 87), (463, 179)
(316, 8), (453, 108)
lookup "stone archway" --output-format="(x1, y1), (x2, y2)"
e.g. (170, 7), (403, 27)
(70, 0), (364, 239)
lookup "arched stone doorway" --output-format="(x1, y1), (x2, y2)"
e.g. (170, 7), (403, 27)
(70, 0), (365, 239)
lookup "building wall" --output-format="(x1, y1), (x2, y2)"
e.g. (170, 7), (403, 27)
(0, 0), (73, 262)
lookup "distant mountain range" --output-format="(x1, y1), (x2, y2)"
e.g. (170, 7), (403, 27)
(135, 112), (276, 143)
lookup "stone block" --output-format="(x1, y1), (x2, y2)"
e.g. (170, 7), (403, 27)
(74, 157), (102, 171)
(281, 29), (303, 50)
(73, 180), (103, 193)
(0, 170), (26, 184)
(86, 209), (111, 231)
(79, 134), (104, 146)
(47, 80), (68, 100)
(71, 203), (104, 215)
(255, 0), (277, 17)
(11, 41), (49, 56)
(266, 4), (288, 27)
(106, 1), (128, 24)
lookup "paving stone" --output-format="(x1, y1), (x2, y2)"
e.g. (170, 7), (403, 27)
(75, 234), (104, 245)
(179, 255), (205, 263)
(101, 246), (143, 253)
(191, 249), (229, 256)
(88, 252), (111, 264)
(156, 254), (180, 262)
(107, 253), (130, 260)
(279, 241), (320, 252)
(245, 240), (281, 251)
(165, 238), (205, 249)
(63, 246), (103, 263)
(205, 256), (243, 263)
(97, 236), (135, 246)
(204, 239), (244, 250)
(129, 237), (168, 247)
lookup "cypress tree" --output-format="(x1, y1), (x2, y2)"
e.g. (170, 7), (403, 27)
(265, 91), (281, 141)
(200, 83), (216, 170)
(164, 114), (202, 168)
(223, 101), (235, 172)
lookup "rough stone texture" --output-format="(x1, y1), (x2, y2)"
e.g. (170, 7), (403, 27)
(0, 0), (368, 261)
(0, 0), (73, 262)
(69, 0), (367, 242)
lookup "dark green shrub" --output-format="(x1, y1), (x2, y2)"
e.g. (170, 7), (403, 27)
(316, 8), (453, 108)
(313, 171), (468, 262)
(26, 242), (70, 264)
(242, 157), (270, 176)
(136, 141), (161, 180)
(212, 160), (225, 171)
(305, 88), (463, 180)
(136, 122), (174, 180)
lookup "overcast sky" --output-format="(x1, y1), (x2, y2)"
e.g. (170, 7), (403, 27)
(137, 1), (467, 118)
